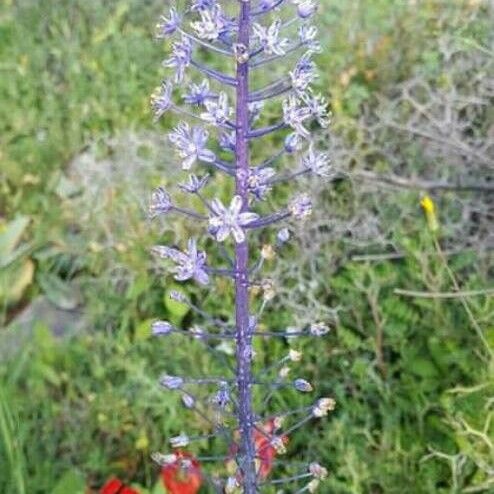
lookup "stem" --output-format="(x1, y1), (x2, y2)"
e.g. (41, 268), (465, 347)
(234, 2), (257, 493)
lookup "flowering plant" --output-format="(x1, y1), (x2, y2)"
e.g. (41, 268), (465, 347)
(149, 1), (335, 492)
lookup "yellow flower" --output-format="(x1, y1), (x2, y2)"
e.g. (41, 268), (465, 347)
(420, 195), (439, 232)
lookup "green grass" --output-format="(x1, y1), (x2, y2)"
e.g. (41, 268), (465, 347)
(0, 0), (492, 493)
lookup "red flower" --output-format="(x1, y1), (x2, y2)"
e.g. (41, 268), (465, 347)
(229, 419), (289, 480)
(161, 450), (203, 494)
(100, 477), (139, 494)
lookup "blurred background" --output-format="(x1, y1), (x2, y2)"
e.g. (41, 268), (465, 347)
(0, 0), (493, 492)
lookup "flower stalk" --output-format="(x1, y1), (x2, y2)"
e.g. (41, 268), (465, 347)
(148, 1), (335, 491)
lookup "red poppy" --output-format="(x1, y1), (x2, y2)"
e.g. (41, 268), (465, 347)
(100, 477), (139, 494)
(229, 419), (289, 480)
(161, 450), (203, 494)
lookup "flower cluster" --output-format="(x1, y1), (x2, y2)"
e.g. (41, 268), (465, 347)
(148, 1), (335, 493)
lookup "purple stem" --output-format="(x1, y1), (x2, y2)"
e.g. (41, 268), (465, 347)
(234, 2), (257, 492)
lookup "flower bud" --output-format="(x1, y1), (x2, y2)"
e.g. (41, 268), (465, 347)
(312, 397), (336, 417)
(294, 378), (313, 392)
(152, 320), (173, 336)
(309, 462), (329, 479)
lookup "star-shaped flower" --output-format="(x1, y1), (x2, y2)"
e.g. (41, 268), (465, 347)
(152, 238), (209, 285)
(301, 144), (331, 177)
(169, 122), (216, 170)
(200, 92), (232, 125)
(182, 79), (216, 106)
(151, 81), (173, 120)
(253, 20), (290, 56)
(163, 36), (192, 83)
(209, 196), (259, 243)
(156, 8), (182, 38)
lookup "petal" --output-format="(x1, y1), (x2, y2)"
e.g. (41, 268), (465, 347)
(194, 269), (210, 285)
(232, 226), (246, 243)
(230, 195), (243, 215)
(199, 149), (216, 163)
(211, 198), (226, 215)
(182, 154), (196, 170)
(216, 226), (230, 242)
(238, 212), (259, 226)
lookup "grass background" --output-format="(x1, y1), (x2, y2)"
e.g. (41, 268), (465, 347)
(0, 0), (493, 493)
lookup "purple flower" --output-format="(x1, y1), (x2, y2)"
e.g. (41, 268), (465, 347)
(149, 187), (173, 218)
(299, 25), (321, 53)
(284, 132), (303, 153)
(293, 378), (314, 392)
(303, 91), (330, 127)
(259, 0), (280, 11)
(293, 0), (318, 18)
(163, 36), (192, 83)
(160, 375), (184, 390)
(309, 322), (330, 336)
(302, 144), (331, 177)
(219, 131), (236, 151)
(191, 5), (227, 41)
(179, 173), (210, 194)
(200, 92), (232, 125)
(152, 238), (210, 285)
(248, 102), (265, 124)
(248, 167), (276, 200)
(253, 20), (290, 56)
(283, 96), (312, 138)
(212, 382), (230, 409)
(151, 81), (173, 120)
(152, 320), (174, 336)
(182, 79), (216, 106)
(209, 196), (259, 243)
(156, 8), (182, 38)
(289, 193), (313, 219)
(169, 122), (216, 170)
(190, 0), (216, 12)
(290, 54), (318, 95)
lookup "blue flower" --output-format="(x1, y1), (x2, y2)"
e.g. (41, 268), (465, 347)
(290, 54), (318, 95)
(163, 36), (192, 83)
(149, 187), (173, 218)
(169, 122), (216, 169)
(293, 0), (318, 18)
(200, 92), (232, 125)
(253, 20), (290, 56)
(179, 173), (210, 193)
(190, 0), (216, 11)
(289, 193), (312, 219)
(284, 132), (303, 153)
(219, 131), (236, 151)
(160, 375), (184, 390)
(150, 81), (173, 120)
(191, 5), (227, 41)
(152, 238), (209, 285)
(156, 8), (182, 38)
(299, 25), (321, 53)
(303, 91), (330, 128)
(182, 79), (216, 106)
(301, 144), (331, 177)
(209, 196), (259, 243)
(283, 96), (312, 138)
(248, 167), (276, 200)
(152, 320), (174, 336)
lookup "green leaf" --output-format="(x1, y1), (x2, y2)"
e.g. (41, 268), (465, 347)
(52, 471), (85, 494)
(0, 259), (34, 305)
(0, 216), (30, 267)
(163, 285), (189, 325)
(37, 272), (81, 310)
(135, 318), (154, 342)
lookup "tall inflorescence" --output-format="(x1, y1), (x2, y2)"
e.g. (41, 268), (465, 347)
(149, 1), (334, 492)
